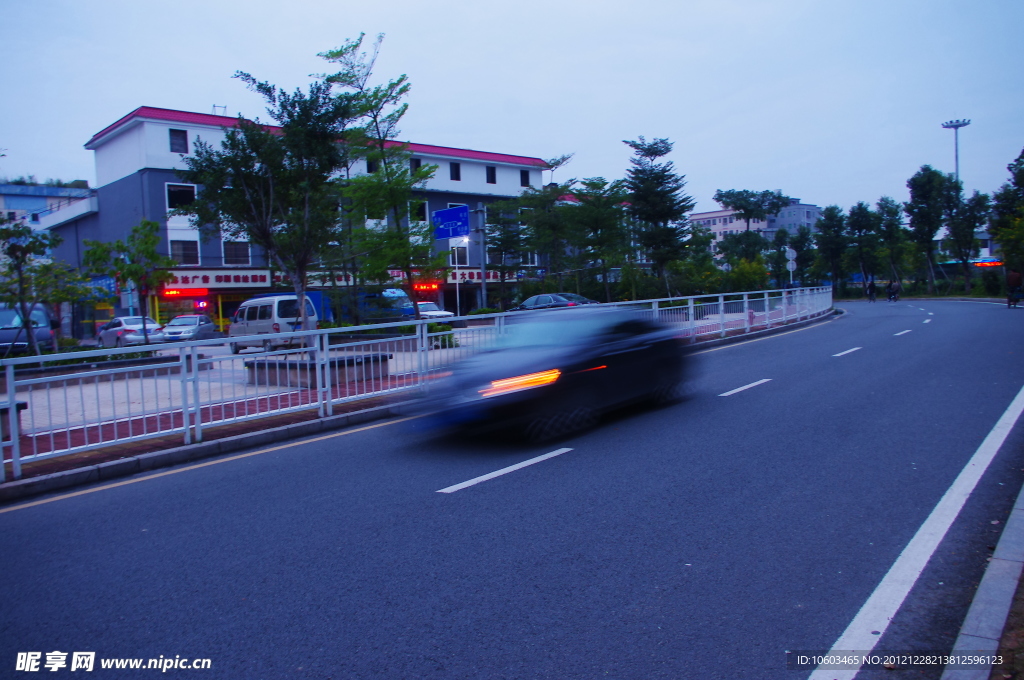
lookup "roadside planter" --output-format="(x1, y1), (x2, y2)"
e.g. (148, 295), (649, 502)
(244, 353), (391, 387)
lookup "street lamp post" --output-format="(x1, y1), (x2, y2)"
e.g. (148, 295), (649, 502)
(941, 119), (971, 184)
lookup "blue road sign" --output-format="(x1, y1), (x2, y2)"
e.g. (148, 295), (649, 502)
(432, 205), (470, 240)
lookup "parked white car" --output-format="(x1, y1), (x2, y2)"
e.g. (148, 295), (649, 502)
(416, 302), (455, 319)
(227, 295), (318, 353)
(96, 317), (165, 347)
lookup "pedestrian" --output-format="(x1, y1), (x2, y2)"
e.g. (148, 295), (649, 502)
(885, 281), (896, 302)
(1008, 268), (1023, 309)
(867, 280), (877, 303)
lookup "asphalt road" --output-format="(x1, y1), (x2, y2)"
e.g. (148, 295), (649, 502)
(2, 300), (1023, 679)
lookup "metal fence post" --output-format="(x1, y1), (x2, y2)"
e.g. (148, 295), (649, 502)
(743, 293), (750, 334)
(189, 344), (203, 442)
(417, 319), (428, 386)
(718, 295), (726, 338)
(318, 330), (332, 417)
(652, 300), (660, 323)
(4, 363), (18, 481)
(765, 291), (772, 329)
(179, 345), (192, 445)
(688, 297), (695, 343)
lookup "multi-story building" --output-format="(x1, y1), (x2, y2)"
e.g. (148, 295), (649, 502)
(691, 198), (823, 249)
(42, 107), (547, 335)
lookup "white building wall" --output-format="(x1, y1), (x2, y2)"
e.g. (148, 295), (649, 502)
(94, 124), (146, 187)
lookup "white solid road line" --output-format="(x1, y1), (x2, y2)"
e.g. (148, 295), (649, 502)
(808, 382), (1024, 680)
(895, 330), (913, 336)
(437, 448), (574, 493)
(718, 379), (772, 397)
(833, 347), (862, 357)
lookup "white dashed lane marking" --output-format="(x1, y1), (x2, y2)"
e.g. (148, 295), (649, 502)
(719, 379), (772, 397)
(833, 347), (862, 357)
(437, 448), (574, 493)
(895, 330), (912, 336)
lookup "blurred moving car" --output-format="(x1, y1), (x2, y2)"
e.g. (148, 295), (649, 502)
(0, 303), (58, 353)
(163, 314), (218, 341)
(511, 293), (598, 311)
(416, 301), (455, 319)
(96, 317), (164, 347)
(419, 308), (687, 442)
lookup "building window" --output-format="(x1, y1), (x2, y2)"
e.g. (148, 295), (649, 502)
(520, 170), (530, 187)
(411, 202), (427, 222)
(5, 211), (15, 220)
(223, 241), (250, 266)
(30, 213), (39, 223)
(410, 158), (422, 171)
(166, 184), (196, 211)
(449, 246), (468, 266)
(367, 159), (379, 173)
(520, 251), (539, 267)
(450, 162), (461, 181)
(486, 166), (497, 184)
(169, 129), (188, 154)
(171, 240), (200, 265)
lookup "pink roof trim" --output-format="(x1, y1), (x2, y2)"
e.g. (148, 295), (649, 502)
(86, 107), (548, 167)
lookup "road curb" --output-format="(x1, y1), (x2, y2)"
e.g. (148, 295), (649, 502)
(940, 485), (1024, 679)
(0, 403), (401, 504)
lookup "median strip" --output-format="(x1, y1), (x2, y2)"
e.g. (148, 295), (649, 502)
(437, 448), (573, 493)
(833, 347), (862, 357)
(718, 379), (772, 397)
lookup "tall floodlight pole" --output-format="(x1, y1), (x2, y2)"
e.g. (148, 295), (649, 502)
(941, 119), (971, 183)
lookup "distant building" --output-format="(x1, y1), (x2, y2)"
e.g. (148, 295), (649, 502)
(691, 198), (823, 248)
(41, 106), (548, 334)
(0, 183), (92, 227)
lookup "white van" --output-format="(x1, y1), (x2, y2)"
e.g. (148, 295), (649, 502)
(227, 295), (318, 353)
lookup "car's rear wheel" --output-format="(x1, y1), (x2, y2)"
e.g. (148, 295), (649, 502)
(96, 336), (105, 349)
(229, 343), (240, 355)
(262, 340), (273, 353)
(524, 403), (596, 444)
(115, 337), (123, 348)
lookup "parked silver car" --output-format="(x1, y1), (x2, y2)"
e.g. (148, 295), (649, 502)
(162, 314), (218, 341)
(96, 317), (165, 347)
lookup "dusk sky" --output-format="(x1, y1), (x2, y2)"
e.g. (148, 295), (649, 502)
(3, 0), (1021, 213)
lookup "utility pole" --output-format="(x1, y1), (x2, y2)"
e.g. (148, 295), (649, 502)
(941, 119), (971, 184)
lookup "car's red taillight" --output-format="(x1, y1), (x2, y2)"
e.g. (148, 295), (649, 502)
(567, 302), (577, 306)
(272, 323), (280, 333)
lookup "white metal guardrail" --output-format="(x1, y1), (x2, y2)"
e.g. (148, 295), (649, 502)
(0, 287), (831, 481)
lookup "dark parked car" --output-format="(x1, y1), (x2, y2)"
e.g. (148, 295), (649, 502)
(0, 303), (57, 353)
(419, 308), (687, 442)
(511, 293), (598, 311)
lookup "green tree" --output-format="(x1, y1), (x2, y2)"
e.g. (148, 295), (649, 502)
(519, 181), (578, 291)
(622, 136), (695, 295)
(991, 147), (1024, 271)
(0, 219), (62, 355)
(484, 199), (526, 310)
(790, 225), (815, 285)
(82, 220), (176, 345)
(319, 33), (439, 319)
(943, 186), (990, 293)
(712, 189), (792, 232)
(767, 228), (790, 287)
(876, 196), (908, 283)
(845, 201), (881, 292)
(562, 177), (629, 302)
(178, 70), (359, 331)
(904, 165), (951, 294)
(813, 206), (848, 293)
(718, 230), (769, 266)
